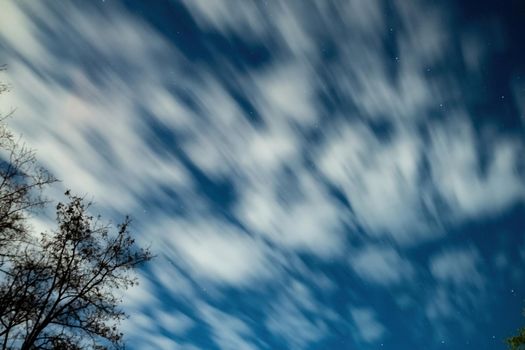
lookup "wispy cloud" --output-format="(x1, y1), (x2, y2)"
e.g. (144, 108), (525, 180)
(350, 307), (386, 343)
(349, 245), (414, 286)
(157, 217), (277, 287)
(430, 246), (485, 287)
(265, 280), (334, 349)
(198, 303), (258, 350)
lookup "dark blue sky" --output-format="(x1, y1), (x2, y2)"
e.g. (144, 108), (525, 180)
(1, 1), (525, 349)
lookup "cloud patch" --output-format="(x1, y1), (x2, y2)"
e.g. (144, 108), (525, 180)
(349, 245), (414, 286)
(350, 307), (386, 343)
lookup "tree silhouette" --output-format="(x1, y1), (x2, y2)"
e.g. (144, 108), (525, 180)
(0, 193), (151, 349)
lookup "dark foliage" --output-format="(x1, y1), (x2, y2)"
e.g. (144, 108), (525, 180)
(508, 324), (525, 350)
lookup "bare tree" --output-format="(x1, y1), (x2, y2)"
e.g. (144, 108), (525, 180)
(0, 192), (151, 349)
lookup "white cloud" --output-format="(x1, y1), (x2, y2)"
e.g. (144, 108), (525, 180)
(146, 257), (196, 301)
(429, 118), (524, 218)
(338, 0), (384, 38)
(319, 115), (524, 245)
(350, 307), (386, 343)
(349, 245), (414, 286)
(0, 2), (48, 64)
(159, 218), (276, 287)
(429, 246), (484, 287)
(123, 275), (159, 312)
(146, 337), (200, 350)
(155, 310), (194, 335)
(181, 0), (266, 40)
(237, 172), (347, 257)
(336, 52), (434, 122)
(252, 63), (318, 126)
(394, 0), (449, 64)
(319, 124), (433, 243)
(424, 261), (487, 339)
(265, 297), (328, 349)
(198, 303), (258, 350)
(461, 32), (488, 73)
(263, 278), (342, 349)
(127, 333), (200, 350)
(0, 1), (191, 212)
(425, 287), (454, 320)
(182, 110), (298, 181)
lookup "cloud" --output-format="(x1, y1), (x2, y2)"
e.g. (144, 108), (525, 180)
(394, 0), (449, 64)
(236, 172), (347, 257)
(155, 309), (195, 335)
(181, 0), (266, 40)
(428, 118), (524, 219)
(158, 218), (277, 287)
(198, 303), (258, 350)
(146, 257), (196, 301)
(251, 63), (318, 126)
(350, 307), (386, 343)
(319, 123), (435, 243)
(265, 281), (333, 349)
(349, 245), (414, 286)
(0, 1), (191, 212)
(425, 286), (454, 321)
(461, 31), (488, 74)
(429, 246), (484, 287)
(125, 331), (200, 350)
(266, 299), (327, 350)
(425, 246), (489, 338)
(319, 115), (525, 245)
(123, 275), (159, 312)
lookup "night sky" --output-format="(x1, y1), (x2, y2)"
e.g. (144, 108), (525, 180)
(1, 1), (525, 349)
